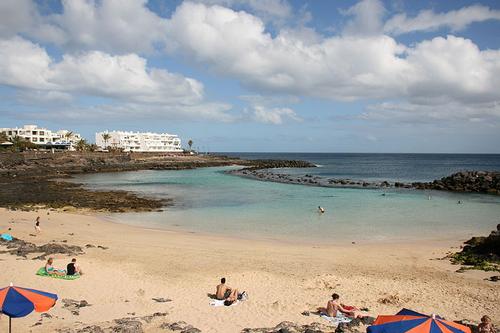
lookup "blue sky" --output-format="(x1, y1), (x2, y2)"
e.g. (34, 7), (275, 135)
(1, 0), (500, 152)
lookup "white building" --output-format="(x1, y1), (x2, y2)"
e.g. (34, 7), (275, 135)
(0, 125), (82, 149)
(95, 130), (182, 152)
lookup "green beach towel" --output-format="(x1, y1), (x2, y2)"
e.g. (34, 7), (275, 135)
(36, 267), (80, 280)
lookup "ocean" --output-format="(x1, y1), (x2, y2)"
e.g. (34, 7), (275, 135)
(222, 153), (500, 182)
(72, 153), (500, 244)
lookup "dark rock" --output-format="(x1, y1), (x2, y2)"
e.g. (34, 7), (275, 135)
(450, 225), (500, 272)
(62, 299), (91, 316)
(0, 237), (84, 259)
(140, 312), (168, 323)
(378, 295), (400, 305)
(242, 321), (333, 333)
(182, 328), (202, 333)
(112, 318), (143, 333)
(162, 321), (188, 330)
(78, 326), (105, 333)
(152, 297), (172, 303)
(160, 321), (201, 332)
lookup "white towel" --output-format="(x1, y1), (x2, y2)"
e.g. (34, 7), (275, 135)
(209, 299), (239, 307)
(320, 312), (352, 325)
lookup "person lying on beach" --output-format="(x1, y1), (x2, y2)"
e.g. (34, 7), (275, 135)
(223, 288), (240, 306)
(67, 258), (83, 276)
(45, 258), (66, 276)
(320, 293), (366, 318)
(479, 315), (497, 333)
(216, 277), (233, 300)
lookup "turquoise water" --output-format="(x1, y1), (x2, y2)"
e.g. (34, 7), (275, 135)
(72, 166), (500, 243)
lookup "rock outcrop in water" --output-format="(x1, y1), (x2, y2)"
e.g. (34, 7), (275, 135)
(230, 168), (500, 195)
(412, 171), (500, 194)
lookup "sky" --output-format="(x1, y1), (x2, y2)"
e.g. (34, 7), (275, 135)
(1, 0), (500, 153)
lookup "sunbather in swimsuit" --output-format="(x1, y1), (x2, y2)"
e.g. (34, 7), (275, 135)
(45, 258), (66, 276)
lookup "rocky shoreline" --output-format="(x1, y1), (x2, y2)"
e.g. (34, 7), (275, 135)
(450, 224), (500, 273)
(228, 168), (500, 195)
(0, 152), (314, 212)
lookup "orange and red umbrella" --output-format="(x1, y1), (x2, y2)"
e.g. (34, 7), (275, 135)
(0, 283), (58, 333)
(367, 309), (471, 333)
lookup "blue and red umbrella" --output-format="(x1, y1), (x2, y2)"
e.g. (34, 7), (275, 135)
(367, 308), (471, 333)
(0, 283), (58, 333)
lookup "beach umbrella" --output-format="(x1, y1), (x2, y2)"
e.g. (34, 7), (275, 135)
(0, 283), (58, 333)
(367, 308), (471, 333)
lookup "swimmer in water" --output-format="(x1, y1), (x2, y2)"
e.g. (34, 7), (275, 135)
(318, 206), (325, 213)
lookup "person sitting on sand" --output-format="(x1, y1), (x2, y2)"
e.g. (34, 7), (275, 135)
(216, 277), (233, 300)
(321, 293), (365, 318)
(35, 216), (41, 233)
(45, 257), (65, 276)
(67, 258), (83, 276)
(479, 315), (496, 333)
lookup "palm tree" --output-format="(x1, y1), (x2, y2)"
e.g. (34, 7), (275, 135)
(10, 135), (36, 151)
(64, 131), (74, 142)
(101, 133), (111, 149)
(88, 144), (98, 152)
(188, 139), (193, 152)
(76, 139), (88, 152)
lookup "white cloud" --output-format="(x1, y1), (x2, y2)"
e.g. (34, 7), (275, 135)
(0, 0), (37, 38)
(342, 0), (386, 36)
(166, 2), (500, 105)
(360, 101), (500, 125)
(17, 90), (73, 105)
(384, 4), (500, 35)
(0, 0), (169, 54)
(195, 0), (292, 23)
(0, 37), (203, 104)
(1, 0), (500, 127)
(28, 102), (235, 123)
(239, 94), (300, 106)
(0, 36), (232, 121)
(0, 37), (53, 89)
(249, 105), (301, 124)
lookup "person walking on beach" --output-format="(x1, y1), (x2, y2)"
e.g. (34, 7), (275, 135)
(35, 216), (41, 233)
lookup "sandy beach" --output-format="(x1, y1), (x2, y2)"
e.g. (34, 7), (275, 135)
(0, 208), (498, 332)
